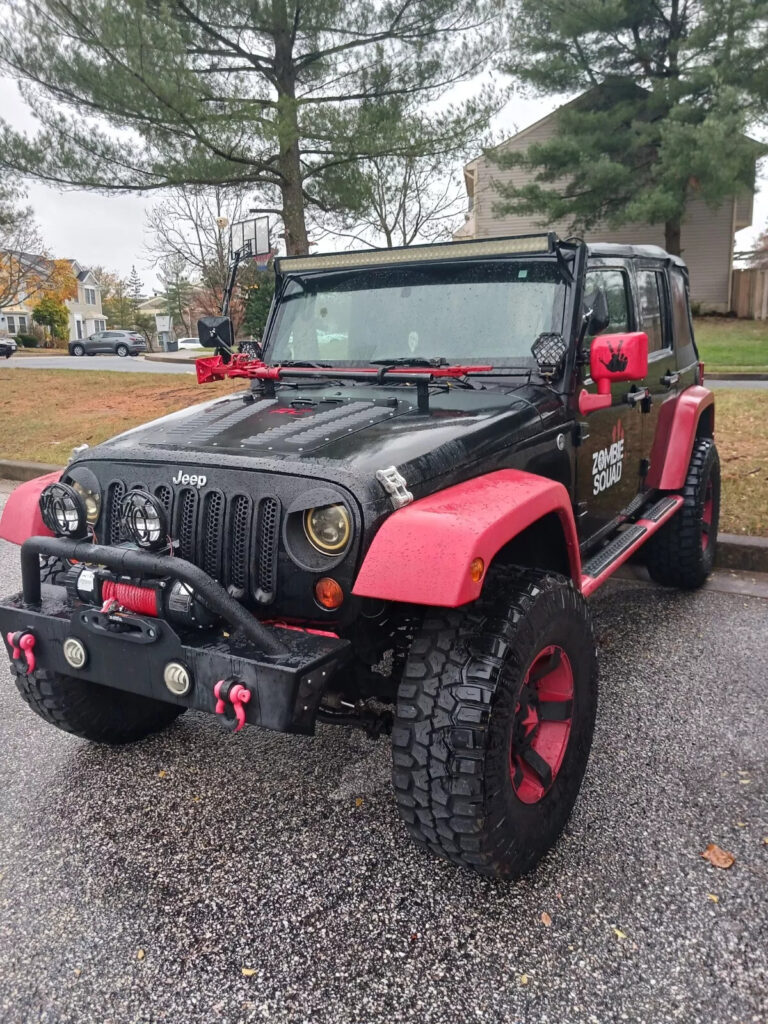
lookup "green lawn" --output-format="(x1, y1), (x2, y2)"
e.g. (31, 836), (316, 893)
(693, 317), (768, 373)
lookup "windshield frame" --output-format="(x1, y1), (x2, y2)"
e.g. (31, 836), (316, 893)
(261, 254), (577, 372)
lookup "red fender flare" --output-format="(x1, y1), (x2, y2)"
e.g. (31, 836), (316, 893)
(0, 472), (59, 545)
(646, 385), (715, 491)
(352, 469), (581, 607)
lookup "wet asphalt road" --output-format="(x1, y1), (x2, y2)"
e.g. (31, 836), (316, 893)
(0, 485), (766, 1024)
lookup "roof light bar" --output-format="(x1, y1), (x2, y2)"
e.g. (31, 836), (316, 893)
(276, 234), (555, 274)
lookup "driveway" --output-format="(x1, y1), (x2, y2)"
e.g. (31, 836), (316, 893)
(0, 484), (765, 1024)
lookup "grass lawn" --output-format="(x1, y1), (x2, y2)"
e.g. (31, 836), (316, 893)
(693, 317), (768, 373)
(0, 369), (242, 464)
(1, 370), (765, 536)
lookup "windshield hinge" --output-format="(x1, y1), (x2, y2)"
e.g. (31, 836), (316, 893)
(376, 467), (414, 510)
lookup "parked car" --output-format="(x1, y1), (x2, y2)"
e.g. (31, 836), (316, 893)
(0, 234), (718, 879)
(177, 337), (204, 351)
(0, 337), (17, 359)
(69, 330), (147, 357)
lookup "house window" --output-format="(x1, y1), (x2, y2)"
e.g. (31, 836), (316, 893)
(6, 316), (16, 334)
(76, 319), (84, 339)
(84, 287), (96, 305)
(95, 319), (106, 332)
(17, 315), (27, 333)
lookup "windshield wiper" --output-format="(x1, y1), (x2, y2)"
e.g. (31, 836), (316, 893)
(275, 360), (333, 368)
(369, 357), (447, 367)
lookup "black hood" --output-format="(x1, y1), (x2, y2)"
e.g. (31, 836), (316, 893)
(78, 381), (561, 499)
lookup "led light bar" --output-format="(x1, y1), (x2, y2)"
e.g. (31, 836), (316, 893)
(276, 233), (555, 274)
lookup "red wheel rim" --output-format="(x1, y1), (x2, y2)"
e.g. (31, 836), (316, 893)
(510, 645), (574, 804)
(701, 477), (714, 551)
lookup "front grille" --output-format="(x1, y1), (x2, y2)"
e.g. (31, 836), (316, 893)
(103, 478), (280, 604)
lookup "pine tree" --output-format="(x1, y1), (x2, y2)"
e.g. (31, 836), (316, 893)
(127, 266), (144, 321)
(0, 0), (501, 255)
(495, 0), (768, 254)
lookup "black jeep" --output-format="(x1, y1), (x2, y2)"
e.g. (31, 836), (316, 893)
(0, 233), (719, 878)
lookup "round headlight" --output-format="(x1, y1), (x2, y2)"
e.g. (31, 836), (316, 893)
(64, 465), (101, 525)
(304, 504), (351, 554)
(39, 482), (88, 538)
(120, 489), (167, 550)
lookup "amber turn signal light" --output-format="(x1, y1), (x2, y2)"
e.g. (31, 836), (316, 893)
(315, 577), (344, 609)
(470, 558), (485, 583)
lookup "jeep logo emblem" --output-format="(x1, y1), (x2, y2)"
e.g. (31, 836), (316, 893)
(172, 470), (207, 488)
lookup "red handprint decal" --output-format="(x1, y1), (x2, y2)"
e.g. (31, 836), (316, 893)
(601, 339), (628, 373)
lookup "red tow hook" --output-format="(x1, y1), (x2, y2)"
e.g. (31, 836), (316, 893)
(213, 678), (252, 733)
(6, 631), (36, 674)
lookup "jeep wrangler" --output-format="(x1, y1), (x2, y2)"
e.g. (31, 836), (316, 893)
(0, 233), (719, 879)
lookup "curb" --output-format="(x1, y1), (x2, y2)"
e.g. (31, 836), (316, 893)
(0, 460), (62, 482)
(706, 372), (768, 381)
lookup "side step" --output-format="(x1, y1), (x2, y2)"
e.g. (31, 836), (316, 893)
(581, 495), (683, 597)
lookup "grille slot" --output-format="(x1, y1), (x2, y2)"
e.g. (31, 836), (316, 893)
(254, 497), (280, 604)
(228, 495), (252, 593)
(106, 481), (125, 544)
(201, 490), (225, 581)
(176, 489), (199, 562)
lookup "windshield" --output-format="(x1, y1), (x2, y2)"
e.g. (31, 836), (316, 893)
(265, 260), (567, 367)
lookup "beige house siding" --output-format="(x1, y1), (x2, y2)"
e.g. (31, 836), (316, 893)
(456, 108), (749, 312)
(67, 269), (105, 341)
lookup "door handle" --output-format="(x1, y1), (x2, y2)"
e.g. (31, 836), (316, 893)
(661, 371), (680, 388)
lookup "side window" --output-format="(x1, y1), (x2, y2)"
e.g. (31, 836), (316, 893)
(584, 269), (631, 344)
(670, 270), (694, 350)
(637, 269), (671, 353)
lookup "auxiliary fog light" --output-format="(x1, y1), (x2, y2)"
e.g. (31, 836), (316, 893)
(63, 636), (88, 670)
(163, 661), (192, 696)
(120, 489), (167, 550)
(39, 483), (88, 539)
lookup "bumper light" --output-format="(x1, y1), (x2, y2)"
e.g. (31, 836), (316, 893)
(63, 636), (88, 669)
(163, 661), (192, 696)
(39, 483), (88, 538)
(315, 577), (344, 609)
(120, 489), (167, 549)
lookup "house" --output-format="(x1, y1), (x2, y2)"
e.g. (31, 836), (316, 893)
(454, 96), (757, 312)
(0, 256), (106, 340)
(65, 261), (106, 341)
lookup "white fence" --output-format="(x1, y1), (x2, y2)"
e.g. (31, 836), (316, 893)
(731, 269), (768, 320)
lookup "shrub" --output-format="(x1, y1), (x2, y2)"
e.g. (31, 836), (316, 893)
(14, 333), (39, 348)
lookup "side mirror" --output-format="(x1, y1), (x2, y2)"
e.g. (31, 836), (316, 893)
(578, 332), (648, 415)
(198, 315), (234, 363)
(585, 289), (610, 336)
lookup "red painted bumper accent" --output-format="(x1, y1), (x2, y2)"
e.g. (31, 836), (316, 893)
(0, 472), (60, 545)
(353, 469), (581, 607)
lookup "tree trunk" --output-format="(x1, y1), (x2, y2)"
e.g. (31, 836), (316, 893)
(665, 217), (682, 256)
(279, 164), (309, 256)
(274, 5), (309, 257)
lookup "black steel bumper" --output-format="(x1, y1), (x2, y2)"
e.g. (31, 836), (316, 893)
(2, 536), (352, 735)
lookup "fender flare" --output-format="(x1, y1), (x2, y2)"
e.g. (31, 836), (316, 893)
(0, 472), (59, 545)
(646, 385), (715, 491)
(352, 469), (581, 607)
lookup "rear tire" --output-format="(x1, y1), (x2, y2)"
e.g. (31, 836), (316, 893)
(392, 567), (598, 878)
(13, 667), (184, 744)
(72, 344), (85, 356)
(644, 437), (720, 590)
(116, 344), (129, 357)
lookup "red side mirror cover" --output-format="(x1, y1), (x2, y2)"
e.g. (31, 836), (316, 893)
(590, 332), (649, 384)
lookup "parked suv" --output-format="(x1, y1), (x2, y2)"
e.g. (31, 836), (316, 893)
(0, 336), (17, 358)
(0, 234), (718, 878)
(69, 330), (146, 357)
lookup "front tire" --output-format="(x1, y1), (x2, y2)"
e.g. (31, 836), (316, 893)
(13, 667), (184, 744)
(72, 344), (85, 356)
(644, 437), (720, 589)
(115, 344), (129, 357)
(392, 567), (598, 878)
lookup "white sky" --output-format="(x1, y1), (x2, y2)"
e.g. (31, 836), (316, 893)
(2, 76), (765, 290)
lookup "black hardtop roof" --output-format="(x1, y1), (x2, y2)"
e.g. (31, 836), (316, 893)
(586, 241), (686, 266)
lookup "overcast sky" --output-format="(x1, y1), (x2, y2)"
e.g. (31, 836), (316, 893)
(2, 75), (765, 291)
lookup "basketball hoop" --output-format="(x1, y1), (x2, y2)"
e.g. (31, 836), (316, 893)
(229, 217), (270, 260)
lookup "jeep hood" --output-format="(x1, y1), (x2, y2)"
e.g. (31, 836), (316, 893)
(79, 382), (560, 496)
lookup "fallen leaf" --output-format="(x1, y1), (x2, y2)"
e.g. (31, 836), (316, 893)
(519, 974), (529, 986)
(735, 822), (747, 828)
(613, 928), (627, 940)
(763, 837), (768, 845)
(157, 770), (167, 779)
(73, 968), (82, 978)
(410, 932), (419, 943)
(540, 912), (552, 927)
(355, 797), (363, 807)
(701, 844), (735, 869)
(706, 893), (719, 903)
(738, 779), (751, 785)
(136, 949), (145, 961)
(242, 967), (256, 977)
(192, 796), (201, 803)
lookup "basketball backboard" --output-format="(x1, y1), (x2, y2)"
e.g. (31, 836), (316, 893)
(230, 217), (270, 260)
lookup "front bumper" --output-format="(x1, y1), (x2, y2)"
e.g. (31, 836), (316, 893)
(1, 536), (351, 735)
